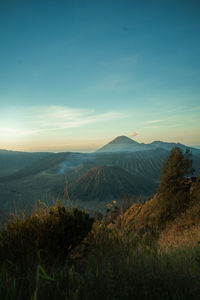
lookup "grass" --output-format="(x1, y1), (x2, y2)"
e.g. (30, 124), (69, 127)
(0, 175), (200, 300)
(1, 210), (200, 300)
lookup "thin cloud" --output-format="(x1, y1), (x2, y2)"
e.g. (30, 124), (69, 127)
(0, 106), (126, 138)
(144, 126), (161, 129)
(0, 128), (40, 137)
(31, 106), (125, 131)
(142, 119), (163, 124)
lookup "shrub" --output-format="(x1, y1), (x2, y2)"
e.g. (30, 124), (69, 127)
(0, 204), (94, 269)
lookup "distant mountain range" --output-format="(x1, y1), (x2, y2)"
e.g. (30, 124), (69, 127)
(1, 137), (200, 184)
(0, 136), (200, 213)
(97, 136), (200, 154)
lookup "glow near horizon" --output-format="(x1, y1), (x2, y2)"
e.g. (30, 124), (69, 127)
(0, 104), (199, 152)
(0, 1), (200, 151)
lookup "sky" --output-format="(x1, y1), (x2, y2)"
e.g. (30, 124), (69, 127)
(0, 0), (200, 152)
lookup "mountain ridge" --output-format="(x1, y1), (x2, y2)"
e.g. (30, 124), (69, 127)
(97, 136), (200, 154)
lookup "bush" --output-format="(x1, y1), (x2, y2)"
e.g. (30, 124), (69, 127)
(0, 203), (94, 269)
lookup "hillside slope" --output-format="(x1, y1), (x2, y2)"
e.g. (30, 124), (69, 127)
(69, 165), (156, 201)
(94, 149), (169, 180)
(0, 150), (50, 177)
(118, 176), (200, 248)
(0, 152), (71, 182)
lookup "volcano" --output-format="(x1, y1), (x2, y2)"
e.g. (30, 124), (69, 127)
(69, 165), (155, 201)
(97, 136), (143, 153)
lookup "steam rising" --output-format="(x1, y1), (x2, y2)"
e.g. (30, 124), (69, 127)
(58, 153), (96, 174)
(129, 132), (137, 138)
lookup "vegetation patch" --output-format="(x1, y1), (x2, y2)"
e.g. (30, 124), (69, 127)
(0, 202), (94, 271)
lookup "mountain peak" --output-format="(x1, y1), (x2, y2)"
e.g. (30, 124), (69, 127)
(110, 136), (138, 144)
(97, 135), (140, 153)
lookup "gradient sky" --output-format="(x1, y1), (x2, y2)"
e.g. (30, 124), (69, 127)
(0, 0), (200, 152)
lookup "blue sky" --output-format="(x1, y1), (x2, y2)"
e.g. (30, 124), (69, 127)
(0, 0), (200, 151)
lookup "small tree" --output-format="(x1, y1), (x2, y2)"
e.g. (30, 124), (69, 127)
(158, 147), (194, 219)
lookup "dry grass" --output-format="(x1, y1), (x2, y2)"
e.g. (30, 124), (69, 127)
(158, 199), (200, 249)
(116, 179), (200, 250)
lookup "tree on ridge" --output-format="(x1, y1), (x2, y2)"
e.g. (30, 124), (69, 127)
(158, 147), (194, 219)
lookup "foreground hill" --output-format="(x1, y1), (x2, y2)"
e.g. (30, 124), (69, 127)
(118, 175), (200, 248)
(69, 165), (156, 201)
